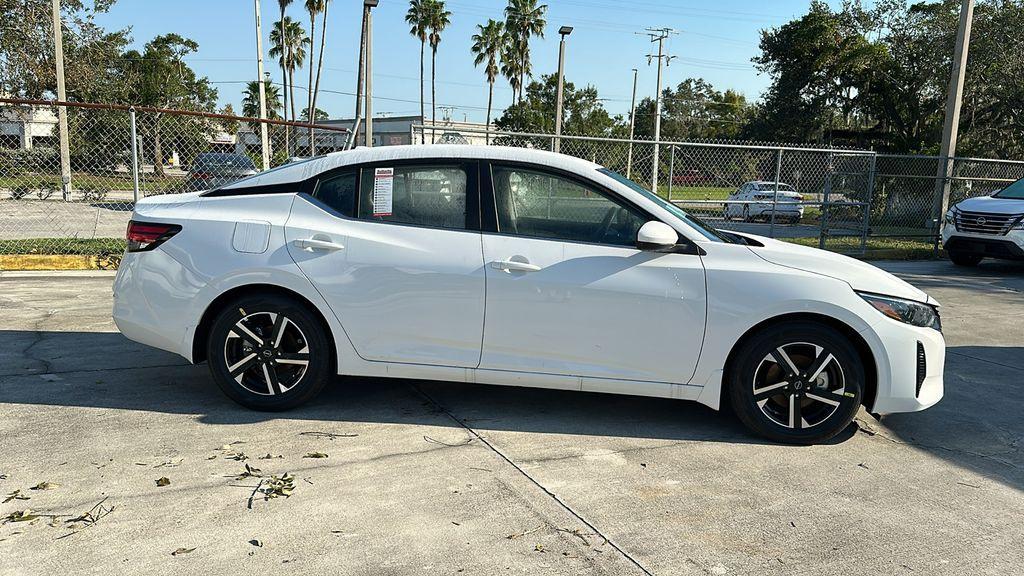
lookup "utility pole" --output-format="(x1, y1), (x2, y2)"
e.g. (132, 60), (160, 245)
(626, 67), (638, 178)
(254, 0), (271, 170)
(933, 0), (975, 245)
(50, 0), (71, 200)
(642, 27), (677, 193)
(350, 5), (368, 149)
(364, 0), (378, 148)
(553, 26), (573, 153)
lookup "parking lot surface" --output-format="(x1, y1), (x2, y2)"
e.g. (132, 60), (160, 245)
(1, 261), (1022, 575)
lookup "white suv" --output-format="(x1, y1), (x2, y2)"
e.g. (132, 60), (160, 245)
(942, 177), (1024, 266)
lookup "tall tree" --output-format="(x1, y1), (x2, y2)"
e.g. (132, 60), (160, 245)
(242, 79), (283, 127)
(471, 19), (506, 139)
(304, 0), (327, 139)
(275, 0), (294, 122)
(120, 34), (217, 176)
(270, 17), (308, 133)
(405, 0), (432, 143)
(308, 0), (331, 137)
(427, 0), (452, 142)
(503, 0), (547, 104)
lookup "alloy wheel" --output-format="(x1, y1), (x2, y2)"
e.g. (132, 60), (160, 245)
(223, 311), (311, 396)
(751, 341), (849, 430)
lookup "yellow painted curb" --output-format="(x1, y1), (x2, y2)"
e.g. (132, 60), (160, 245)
(0, 254), (121, 271)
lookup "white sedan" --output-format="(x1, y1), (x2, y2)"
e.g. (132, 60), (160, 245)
(113, 145), (944, 444)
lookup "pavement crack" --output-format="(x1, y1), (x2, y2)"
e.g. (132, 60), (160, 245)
(409, 382), (656, 576)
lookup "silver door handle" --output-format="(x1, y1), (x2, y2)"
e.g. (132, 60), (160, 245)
(293, 238), (344, 251)
(491, 259), (541, 272)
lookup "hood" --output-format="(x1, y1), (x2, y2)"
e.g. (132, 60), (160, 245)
(740, 234), (934, 305)
(954, 194), (1024, 215)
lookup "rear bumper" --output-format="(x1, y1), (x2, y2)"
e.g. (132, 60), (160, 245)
(112, 249), (195, 361)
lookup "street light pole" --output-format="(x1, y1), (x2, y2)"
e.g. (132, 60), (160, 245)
(933, 0), (975, 247)
(644, 27), (676, 194)
(50, 0), (72, 200)
(553, 25), (573, 154)
(364, 0), (378, 148)
(626, 67), (638, 178)
(254, 0), (271, 170)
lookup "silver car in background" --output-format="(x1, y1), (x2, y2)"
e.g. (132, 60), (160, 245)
(182, 153), (258, 192)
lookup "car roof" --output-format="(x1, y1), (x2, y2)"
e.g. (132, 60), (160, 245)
(219, 145), (603, 190)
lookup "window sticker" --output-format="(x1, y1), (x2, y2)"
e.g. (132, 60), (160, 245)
(372, 167), (394, 216)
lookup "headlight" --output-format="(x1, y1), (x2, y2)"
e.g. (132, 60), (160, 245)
(944, 207), (957, 224)
(858, 292), (941, 331)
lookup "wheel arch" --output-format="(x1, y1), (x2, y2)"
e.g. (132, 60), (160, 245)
(722, 312), (878, 411)
(191, 283), (337, 372)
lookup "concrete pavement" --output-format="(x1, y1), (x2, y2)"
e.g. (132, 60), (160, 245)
(0, 260), (1022, 575)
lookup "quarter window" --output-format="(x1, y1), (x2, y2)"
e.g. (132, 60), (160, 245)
(492, 167), (648, 247)
(358, 165), (468, 230)
(313, 171), (357, 217)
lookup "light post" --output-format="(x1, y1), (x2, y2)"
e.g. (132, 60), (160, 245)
(553, 25), (573, 154)
(626, 68), (638, 178)
(364, 0), (378, 148)
(254, 0), (271, 170)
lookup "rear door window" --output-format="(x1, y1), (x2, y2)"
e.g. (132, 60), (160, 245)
(357, 165), (469, 230)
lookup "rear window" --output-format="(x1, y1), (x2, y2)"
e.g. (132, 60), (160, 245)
(194, 154), (256, 170)
(754, 183), (795, 192)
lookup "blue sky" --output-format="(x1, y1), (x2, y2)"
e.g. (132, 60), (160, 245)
(94, 0), (866, 123)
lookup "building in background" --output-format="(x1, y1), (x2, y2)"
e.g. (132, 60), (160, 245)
(0, 105), (58, 149)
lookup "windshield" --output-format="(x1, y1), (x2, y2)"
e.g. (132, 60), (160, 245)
(993, 177), (1024, 199)
(598, 168), (732, 242)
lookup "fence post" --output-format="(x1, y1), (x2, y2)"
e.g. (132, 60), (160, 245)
(668, 145), (675, 200)
(859, 153), (877, 255)
(129, 107), (140, 203)
(769, 148), (783, 238)
(819, 152), (833, 250)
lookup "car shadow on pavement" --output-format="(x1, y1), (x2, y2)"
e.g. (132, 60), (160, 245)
(0, 330), (871, 448)
(879, 345), (1024, 492)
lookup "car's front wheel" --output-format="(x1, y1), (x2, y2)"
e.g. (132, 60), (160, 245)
(728, 321), (863, 444)
(206, 294), (332, 411)
(948, 250), (983, 267)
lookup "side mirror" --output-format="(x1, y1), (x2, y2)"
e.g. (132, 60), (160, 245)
(636, 221), (678, 251)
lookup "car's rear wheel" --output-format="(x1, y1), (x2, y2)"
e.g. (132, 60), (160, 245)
(206, 294), (331, 411)
(948, 250), (983, 267)
(728, 322), (863, 444)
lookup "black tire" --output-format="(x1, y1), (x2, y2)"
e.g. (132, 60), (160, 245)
(948, 250), (983, 267)
(742, 206), (751, 222)
(206, 294), (332, 411)
(727, 321), (863, 444)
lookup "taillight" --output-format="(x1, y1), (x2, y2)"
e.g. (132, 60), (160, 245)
(126, 220), (181, 252)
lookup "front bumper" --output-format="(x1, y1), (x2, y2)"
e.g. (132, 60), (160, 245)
(942, 227), (1024, 260)
(861, 315), (945, 414)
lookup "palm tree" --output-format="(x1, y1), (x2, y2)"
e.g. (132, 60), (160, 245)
(504, 0), (546, 104)
(270, 17), (308, 134)
(275, 0), (293, 122)
(242, 79), (283, 120)
(500, 43), (521, 105)
(405, 0), (431, 143)
(427, 0), (451, 143)
(305, 0), (328, 147)
(471, 19), (505, 141)
(242, 79), (283, 134)
(309, 0), (331, 139)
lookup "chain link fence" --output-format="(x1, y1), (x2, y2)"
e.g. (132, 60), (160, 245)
(2, 99), (1022, 260)
(0, 99), (351, 256)
(417, 125), (1024, 256)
